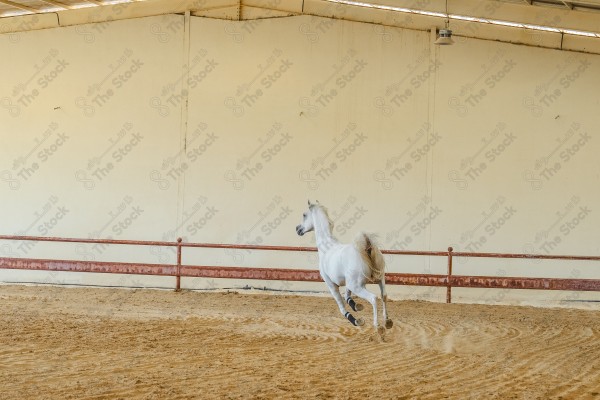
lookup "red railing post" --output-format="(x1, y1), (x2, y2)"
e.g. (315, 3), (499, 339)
(446, 247), (453, 303)
(176, 237), (182, 291)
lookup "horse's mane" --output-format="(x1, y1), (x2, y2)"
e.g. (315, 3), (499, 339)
(309, 203), (335, 232)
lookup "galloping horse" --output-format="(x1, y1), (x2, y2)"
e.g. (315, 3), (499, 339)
(296, 201), (393, 331)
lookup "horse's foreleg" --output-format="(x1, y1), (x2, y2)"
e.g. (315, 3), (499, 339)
(325, 279), (363, 327)
(344, 288), (363, 312)
(379, 279), (393, 329)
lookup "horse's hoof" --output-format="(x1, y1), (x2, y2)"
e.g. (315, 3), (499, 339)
(355, 303), (364, 311)
(377, 326), (385, 335)
(355, 318), (365, 326)
(385, 319), (394, 329)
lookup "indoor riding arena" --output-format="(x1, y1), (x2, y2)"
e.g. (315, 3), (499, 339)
(1, 0), (599, 399)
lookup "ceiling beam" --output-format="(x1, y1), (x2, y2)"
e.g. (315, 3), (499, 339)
(0, 0), (39, 12)
(38, 0), (74, 10)
(561, 0), (575, 9)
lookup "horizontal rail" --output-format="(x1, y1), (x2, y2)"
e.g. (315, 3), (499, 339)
(0, 257), (176, 276)
(2, 235), (600, 261)
(0, 235), (178, 247)
(381, 249), (450, 257)
(181, 242), (318, 252)
(1, 257), (599, 292)
(180, 265), (322, 282)
(449, 275), (600, 291)
(451, 251), (600, 261)
(0, 236), (448, 257)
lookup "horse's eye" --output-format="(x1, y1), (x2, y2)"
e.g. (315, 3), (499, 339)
(303, 213), (307, 218)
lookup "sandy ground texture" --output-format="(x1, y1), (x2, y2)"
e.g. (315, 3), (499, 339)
(0, 285), (599, 400)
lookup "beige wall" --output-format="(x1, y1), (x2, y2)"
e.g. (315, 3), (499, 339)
(1, 14), (599, 305)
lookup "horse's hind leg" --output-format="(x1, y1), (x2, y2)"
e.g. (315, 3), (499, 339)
(345, 288), (363, 312)
(324, 278), (363, 327)
(351, 286), (379, 329)
(379, 279), (393, 329)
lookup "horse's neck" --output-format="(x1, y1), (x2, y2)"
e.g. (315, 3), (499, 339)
(312, 209), (337, 252)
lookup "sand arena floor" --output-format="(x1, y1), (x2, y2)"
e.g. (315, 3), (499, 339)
(0, 284), (599, 399)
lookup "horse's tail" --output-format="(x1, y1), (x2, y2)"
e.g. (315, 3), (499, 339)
(354, 232), (386, 282)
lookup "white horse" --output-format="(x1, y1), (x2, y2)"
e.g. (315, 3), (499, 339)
(296, 200), (393, 331)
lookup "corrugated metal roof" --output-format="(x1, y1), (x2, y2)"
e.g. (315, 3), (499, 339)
(0, 0), (598, 53)
(2, 0), (600, 18)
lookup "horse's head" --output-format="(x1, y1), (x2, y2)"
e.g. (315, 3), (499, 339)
(296, 200), (317, 236)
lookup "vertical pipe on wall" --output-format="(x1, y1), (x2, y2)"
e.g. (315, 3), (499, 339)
(177, 10), (192, 240)
(425, 26), (439, 266)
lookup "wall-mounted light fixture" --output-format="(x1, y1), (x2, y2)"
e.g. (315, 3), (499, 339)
(435, 0), (454, 45)
(434, 27), (454, 45)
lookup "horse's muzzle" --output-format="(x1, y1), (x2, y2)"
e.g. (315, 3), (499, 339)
(296, 225), (304, 236)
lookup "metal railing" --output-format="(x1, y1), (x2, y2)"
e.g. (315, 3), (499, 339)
(0, 234), (599, 303)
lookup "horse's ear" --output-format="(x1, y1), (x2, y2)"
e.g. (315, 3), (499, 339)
(307, 199), (311, 207)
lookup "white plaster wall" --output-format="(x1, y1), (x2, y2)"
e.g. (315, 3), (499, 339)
(1, 14), (598, 305)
